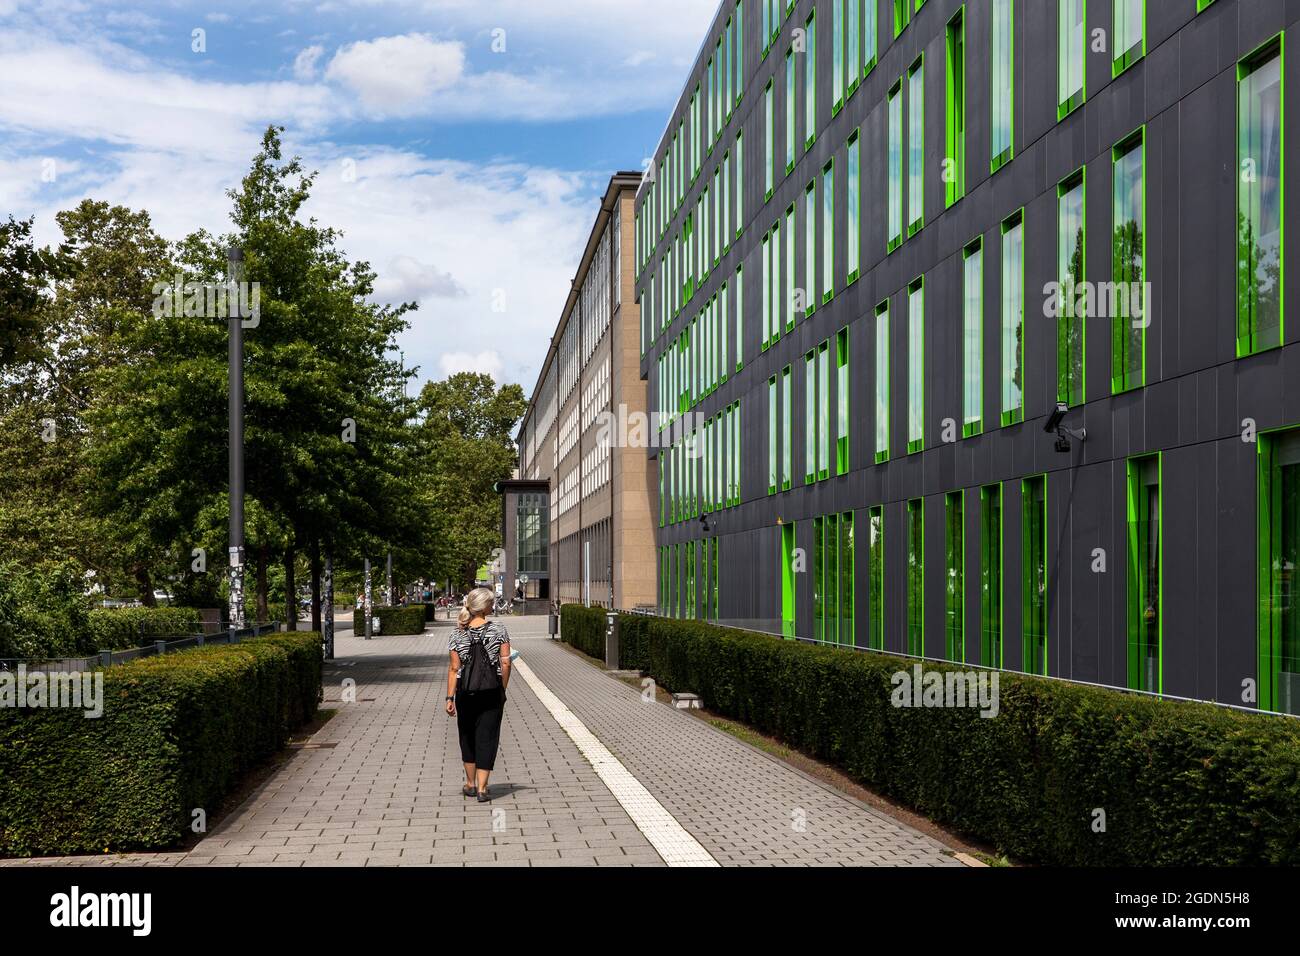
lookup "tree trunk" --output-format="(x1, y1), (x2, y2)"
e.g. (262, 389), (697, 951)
(284, 543), (297, 630)
(256, 544), (269, 623)
(310, 539), (322, 633)
(135, 566), (156, 607)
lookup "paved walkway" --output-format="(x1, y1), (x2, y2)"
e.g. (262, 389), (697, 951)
(3, 616), (962, 868)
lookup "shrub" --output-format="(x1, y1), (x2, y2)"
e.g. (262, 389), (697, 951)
(0, 560), (90, 659)
(87, 607), (202, 651)
(0, 630), (322, 856)
(352, 605), (424, 635)
(621, 615), (1300, 866)
(560, 604), (606, 659)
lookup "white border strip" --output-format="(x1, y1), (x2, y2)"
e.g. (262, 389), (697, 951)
(513, 659), (718, 867)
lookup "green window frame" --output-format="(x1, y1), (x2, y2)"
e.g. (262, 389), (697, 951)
(804, 349), (817, 485)
(1197, 0), (1217, 9)
(822, 160), (835, 302)
(1113, 0), (1144, 77)
(836, 327), (849, 475)
(847, 0), (860, 97)
(1058, 169), (1086, 407)
(945, 8), (966, 208)
(839, 511), (855, 646)
(833, 0), (844, 113)
(768, 374), (778, 494)
(1237, 36), (1284, 356)
(781, 521), (797, 638)
(868, 505), (885, 649)
(735, 263), (744, 371)
(907, 498), (924, 656)
(805, 9), (817, 149)
(894, 0), (909, 38)
(945, 491), (964, 662)
(770, 217), (782, 343)
(736, 131), (744, 239)
(907, 277), (925, 454)
(818, 340), (831, 479)
(990, 0), (1014, 172)
(765, 81), (774, 201)
(1022, 474), (1047, 676)
(887, 79), (904, 252)
(980, 483), (1003, 668)
(736, 2), (745, 101)
(782, 364), (792, 491)
(1259, 428), (1300, 714)
(815, 515), (828, 642)
(1112, 129), (1145, 394)
(962, 237), (984, 437)
(1001, 209), (1025, 426)
(785, 204), (796, 331)
(1126, 455), (1162, 693)
(864, 0), (878, 75)
(785, 49), (796, 174)
(907, 56), (925, 235)
(761, 232), (771, 350)
(805, 180), (818, 313)
(847, 130), (861, 282)
(1058, 0), (1085, 119)
(875, 300), (890, 463)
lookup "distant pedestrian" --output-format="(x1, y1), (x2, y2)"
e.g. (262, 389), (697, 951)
(445, 587), (511, 802)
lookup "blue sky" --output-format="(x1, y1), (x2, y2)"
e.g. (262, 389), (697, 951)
(0, 0), (718, 392)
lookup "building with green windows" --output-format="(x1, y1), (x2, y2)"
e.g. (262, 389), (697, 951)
(633, 0), (1299, 713)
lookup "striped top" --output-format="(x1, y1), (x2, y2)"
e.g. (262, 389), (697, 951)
(447, 621), (510, 679)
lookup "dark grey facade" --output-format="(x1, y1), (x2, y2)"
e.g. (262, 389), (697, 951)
(633, 0), (1300, 709)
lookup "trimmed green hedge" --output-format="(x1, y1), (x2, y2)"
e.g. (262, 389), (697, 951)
(87, 607), (202, 651)
(560, 604), (606, 658)
(0, 630), (323, 856)
(603, 614), (1300, 866)
(352, 605), (424, 635)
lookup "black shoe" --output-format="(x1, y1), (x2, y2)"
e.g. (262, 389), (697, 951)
(476, 787), (491, 803)
(462, 785), (477, 798)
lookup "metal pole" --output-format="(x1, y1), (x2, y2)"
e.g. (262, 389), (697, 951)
(386, 550), (393, 607)
(227, 246), (246, 630)
(323, 547), (335, 660)
(364, 558), (373, 640)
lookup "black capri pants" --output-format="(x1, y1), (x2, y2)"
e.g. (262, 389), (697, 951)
(456, 687), (505, 770)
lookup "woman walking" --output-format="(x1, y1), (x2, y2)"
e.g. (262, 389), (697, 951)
(445, 587), (511, 802)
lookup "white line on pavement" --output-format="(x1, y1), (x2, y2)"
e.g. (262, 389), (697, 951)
(512, 658), (719, 867)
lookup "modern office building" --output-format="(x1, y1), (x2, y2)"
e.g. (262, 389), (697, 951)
(633, 0), (1299, 712)
(516, 172), (657, 610)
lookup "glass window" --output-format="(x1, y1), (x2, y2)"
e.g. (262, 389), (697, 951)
(836, 328), (849, 475)
(1022, 475), (1047, 675)
(805, 181), (817, 311)
(888, 80), (903, 251)
(768, 375), (778, 494)
(1113, 0), (1143, 76)
(736, 2), (744, 101)
(781, 522), (797, 638)
(1058, 171), (1086, 407)
(1259, 430), (1300, 715)
(864, 0), (878, 74)
(875, 300), (890, 463)
(1238, 40), (1283, 355)
(785, 49), (796, 172)
(963, 238), (983, 436)
(765, 82), (774, 199)
(839, 512), (855, 646)
(907, 498), (924, 656)
(782, 364), (792, 490)
(894, 0), (909, 38)
(907, 278), (925, 453)
(735, 263), (744, 370)
(822, 160), (835, 301)
(980, 484), (1002, 667)
(805, 10), (817, 147)
(818, 341), (830, 479)
(736, 131), (744, 237)
(847, 0), (859, 95)
(848, 131), (861, 280)
(833, 0), (844, 111)
(771, 217), (782, 343)
(991, 0), (1014, 171)
(1112, 131), (1145, 393)
(761, 232), (770, 348)
(805, 350), (817, 484)
(945, 10), (966, 207)
(908, 57), (924, 234)
(1126, 456), (1161, 693)
(1001, 210), (1024, 425)
(815, 515), (827, 642)
(785, 204), (795, 332)
(1059, 0), (1085, 118)
(946, 491), (964, 662)
(868, 505), (884, 649)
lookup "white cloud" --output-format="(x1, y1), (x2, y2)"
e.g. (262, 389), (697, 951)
(439, 350), (504, 380)
(373, 255), (467, 304)
(325, 34), (465, 116)
(293, 43), (325, 81)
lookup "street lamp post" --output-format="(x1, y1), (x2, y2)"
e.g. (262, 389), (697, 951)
(227, 246), (246, 631)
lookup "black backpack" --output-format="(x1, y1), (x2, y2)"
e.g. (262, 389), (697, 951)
(459, 627), (502, 693)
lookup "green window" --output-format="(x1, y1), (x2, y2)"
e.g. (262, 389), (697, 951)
(991, 0), (1014, 171)
(839, 512), (855, 646)
(1260, 429), (1300, 714)
(868, 506), (885, 649)
(735, 264), (744, 371)
(805, 181), (817, 312)
(771, 218), (782, 343)
(1112, 130), (1145, 394)
(894, 0), (909, 38)
(781, 521), (797, 638)
(847, 131), (861, 281)
(805, 10), (817, 148)
(864, 0), (878, 75)
(1022, 475), (1047, 675)
(1001, 210), (1024, 425)
(1058, 170), (1086, 407)
(736, 131), (744, 238)
(815, 516), (828, 642)
(908, 56), (925, 235)
(1059, 0), (1085, 118)
(768, 375), (778, 494)
(782, 364), (792, 490)
(980, 484), (1003, 667)
(1113, 0), (1144, 77)
(765, 81), (774, 200)
(1126, 455), (1161, 693)
(822, 160), (835, 302)
(1237, 38), (1283, 356)
(785, 49), (796, 173)
(962, 238), (983, 436)
(875, 300), (890, 463)
(1198, 0), (1217, 10)
(907, 277), (925, 453)
(847, 0), (859, 96)
(945, 8), (966, 208)
(736, 2), (744, 100)
(945, 491), (964, 662)
(818, 340), (831, 479)
(907, 498), (924, 656)
(833, 0), (844, 112)
(687, 540), (696, 619)
(887, 79), (903, 252)
(785, 204), (796, 331)
(836, 328), (849, 475)
(804, 350), (817, 485)
(761, 232), (771, 349)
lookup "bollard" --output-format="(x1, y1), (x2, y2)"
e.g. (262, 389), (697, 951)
(98, 650), (112, 668)
(196, 634), (205, 647)
(604, 610), (619, 670)
(549, 610), (558, 640)
(154, 640), (166, 656)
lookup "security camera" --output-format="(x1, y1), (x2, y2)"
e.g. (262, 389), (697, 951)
(1045, 402), (1087, 452)
(1044, 402), (1069, 434)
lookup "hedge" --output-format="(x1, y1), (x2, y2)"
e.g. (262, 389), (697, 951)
(352, 605), (424, 635)
(560, 604), (607, 659)
(86, 607), (202, 651)
(0, 630), (323, 856)
(575, 609), (1300, 866)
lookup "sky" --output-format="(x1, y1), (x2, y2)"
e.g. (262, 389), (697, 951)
(0, 0), (719, 395)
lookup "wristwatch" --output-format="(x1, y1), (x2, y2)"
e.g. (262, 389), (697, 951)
(445, 695), (454, 701)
